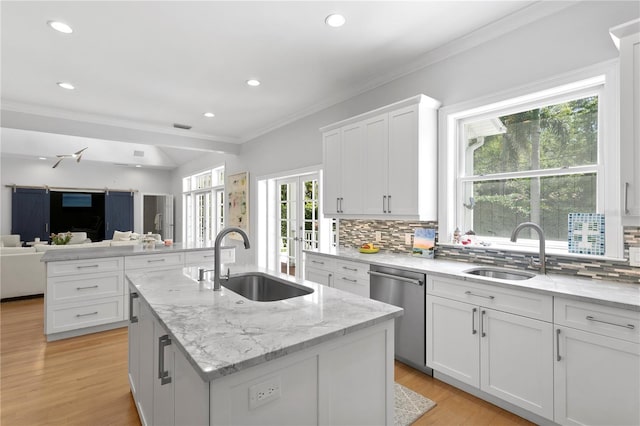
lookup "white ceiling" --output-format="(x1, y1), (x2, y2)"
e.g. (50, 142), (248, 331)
(1, 1), (563, 169)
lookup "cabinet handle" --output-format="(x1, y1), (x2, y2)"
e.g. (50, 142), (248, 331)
(129, 292), (139, 323)
(388, 195), (391, 213)
(465, 290), (495, 300)
(204, 255), (215, 258)
(76, 311), (98, 318)
(341, 277), (358, 283)
(147, 259), (166, 263)
(342, 266), (358, 272)
(340, 197), (344, 213)
(311, 260), (325, 265)
(337, 198), (340, 213)
(471, 307), (477, 335)
(624, 182), (630, 215)
(76, 285), (99, 290)
(158, 335), (172, 385)
(76, 264), (100, 269)
(556, 328), (562, 361)
(481, 310), (487, 337)
(383, 195), (387, 213)
(45, 223), (49, 233)
(586, 315), (635, 330)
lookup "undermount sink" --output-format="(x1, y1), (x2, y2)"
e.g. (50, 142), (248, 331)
(463, 267), (536, 281)
(221, 273), (314, 302)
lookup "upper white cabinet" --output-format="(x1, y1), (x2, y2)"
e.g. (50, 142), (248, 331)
(611, 19), (640, 222)
(321, 94), (440, 219)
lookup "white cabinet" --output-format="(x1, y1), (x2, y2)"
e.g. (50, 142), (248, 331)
(304, 253), (370, 297)
(128, 289), (140, 400)
(611, 19), (640, 222)
(125, 252), (185, 271)
(426, 276), (554, 419)
(321, 94), (440, 219)
(133, 295), (209, 426)
(184, 249), (215, 267)
(554, 297), (640, 426)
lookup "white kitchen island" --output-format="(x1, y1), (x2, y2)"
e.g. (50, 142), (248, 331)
(126, 266), (402, 426)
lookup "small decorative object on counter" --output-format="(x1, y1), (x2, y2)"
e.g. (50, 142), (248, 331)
(164, 239), (173, 246)
(50, 232), (72, 245)
(413, 228), (435, 258)
(359, 243), (379, 253)
(453, 227), (461, 244)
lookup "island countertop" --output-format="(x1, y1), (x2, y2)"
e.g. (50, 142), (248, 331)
(40, 242), (215, 262)
(126, 266), (403, 382)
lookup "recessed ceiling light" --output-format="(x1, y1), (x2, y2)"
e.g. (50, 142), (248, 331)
(325, 14), (346, 28)
(135, 164), (142, 168)
(246, 79), (261, 87)
(57, 82), (75, 90)
(47, 20), (73, 34)
(39, 157), (47, 160)
(203, 112), (215, 118)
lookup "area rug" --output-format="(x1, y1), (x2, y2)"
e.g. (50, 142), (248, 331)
(394, 383), (436, 426)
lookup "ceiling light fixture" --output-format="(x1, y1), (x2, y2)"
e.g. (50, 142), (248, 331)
(57, 82), (75, 90)
(39, 157), (47, 160)
(325, 14), (346, 28)
(135, 164), (142, 168)
(203, 112), (215, 118)
(47, 20), (73, 34)
(246, 79), (261, 87)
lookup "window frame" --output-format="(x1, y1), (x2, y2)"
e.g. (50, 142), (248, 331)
(438, 61), (623, 259)
(182, 166), (225, 245)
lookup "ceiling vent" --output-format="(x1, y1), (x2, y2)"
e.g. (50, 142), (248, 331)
(173, 123), (192, 130)
(133, 150), (145, 157)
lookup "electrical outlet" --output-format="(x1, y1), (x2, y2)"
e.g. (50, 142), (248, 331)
(405, 233), (413, 245)
(375, 231), (382, 242)
(249, 377), (281, 410)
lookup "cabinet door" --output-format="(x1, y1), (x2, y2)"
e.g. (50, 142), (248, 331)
(362, 114), (389, 215)
(322, 129), (342, 216)
(340, 123), (364, 214)
(387, 105), (419, 216)
(554, 326), (640, 426)
(480, 309), (553, 419)
(333, 274), (369, 298)
(153, 325), (175, 425)
(128, 291), (140, 399)
(138, 302), (155, 426)
(173, 343), (209, 426)
(305, 267), (332, 287)
(426, 295), (479, 387)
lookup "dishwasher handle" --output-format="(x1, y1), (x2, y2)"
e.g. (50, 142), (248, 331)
(368, 270), (423, 286)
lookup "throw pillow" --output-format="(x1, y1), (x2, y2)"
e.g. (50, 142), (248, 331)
(113, 230), (132, 241)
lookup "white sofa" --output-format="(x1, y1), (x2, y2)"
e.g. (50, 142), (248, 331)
(1, 235), (23, 247)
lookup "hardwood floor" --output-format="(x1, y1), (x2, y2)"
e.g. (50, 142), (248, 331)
(1, 297), (533, 425)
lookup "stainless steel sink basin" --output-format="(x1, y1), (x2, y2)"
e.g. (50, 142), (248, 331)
(463, 267), (536, 281)
(222, 273), (314, 301)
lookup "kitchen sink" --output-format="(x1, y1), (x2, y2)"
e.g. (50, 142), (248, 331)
(463, 267), (536, 281)
(222, 273), (314, 301)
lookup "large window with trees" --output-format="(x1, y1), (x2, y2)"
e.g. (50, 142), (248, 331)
(182, 166), (224, 245)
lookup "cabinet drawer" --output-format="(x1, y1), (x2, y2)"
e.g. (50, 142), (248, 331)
(427, 276), (552, 322)
(185, 250), (216, 266)
(48, 271), (124, 304)
(334, 273), (370, 298)
(46, 296), (124, 334)
(305, 267), (332, 287)
(305, 254), (336, 273)
(555, 297), (640, 343)
(47, 257), (123, 277)
(126, 253), (184, 270)
(335, 259), (369, 279)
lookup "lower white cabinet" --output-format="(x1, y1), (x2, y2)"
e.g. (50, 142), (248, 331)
(554, 297), (640, 426)
(132, 290), (208, 426)
(304, 253), (370, 298)
(426, 276), (554, 419)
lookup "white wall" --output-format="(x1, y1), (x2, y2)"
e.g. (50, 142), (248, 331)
(173, 1), (638, 264)
(0, 157), (172, 236)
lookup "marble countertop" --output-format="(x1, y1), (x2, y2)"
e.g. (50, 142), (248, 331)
(305, 248), (640, 311)
(41, 242), (216, 262)
(127, 265), (403, 382)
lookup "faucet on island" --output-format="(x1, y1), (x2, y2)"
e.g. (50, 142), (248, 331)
(510, 222), (546, 275)
(198, 226), (251, 291)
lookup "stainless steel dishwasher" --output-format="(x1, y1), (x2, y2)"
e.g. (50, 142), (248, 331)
(369, 265), (431, 375)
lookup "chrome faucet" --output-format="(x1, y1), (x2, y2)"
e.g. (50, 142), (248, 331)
(510, 222), (546, 274)
(213, 226), (250, 291)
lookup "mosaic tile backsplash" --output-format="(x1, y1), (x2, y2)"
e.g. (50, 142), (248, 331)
(339, 220), (640, 284)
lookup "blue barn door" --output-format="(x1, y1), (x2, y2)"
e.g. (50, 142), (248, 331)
(11, 188), (50, 243)
(105, 191), (133, 239)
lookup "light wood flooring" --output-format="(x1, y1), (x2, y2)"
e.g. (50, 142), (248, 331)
(1, 297), (533, 425)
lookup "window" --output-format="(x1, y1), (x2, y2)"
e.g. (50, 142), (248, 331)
(182, 166), (225, 245)
(440, 66), (622, 257)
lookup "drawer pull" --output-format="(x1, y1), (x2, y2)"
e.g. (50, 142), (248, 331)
(471, 307), (477, 335)
(76, 285), (99, 290)
(76, 311), (98, 318)
(204, 255), (215, 258)
(342, 266), (358, 272)
(158, 335), (172, 385)
(341, 277), (358, 283)
(147, 259), (166, 263)
(129, 292), (139, 323)
(465, 290), (495, 300)
(556, 329), (562, 361)
(586, 315), (635, 330)
(76, 264), (100, 269)
(311, 260), (325, 265)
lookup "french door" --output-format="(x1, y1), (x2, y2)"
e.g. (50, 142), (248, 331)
(277, 174), (320, 279)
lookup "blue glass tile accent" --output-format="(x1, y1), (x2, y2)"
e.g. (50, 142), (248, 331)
(568, 213), (605, 256)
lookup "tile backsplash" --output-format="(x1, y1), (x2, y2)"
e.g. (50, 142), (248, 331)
(339, 220), (640, 284)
